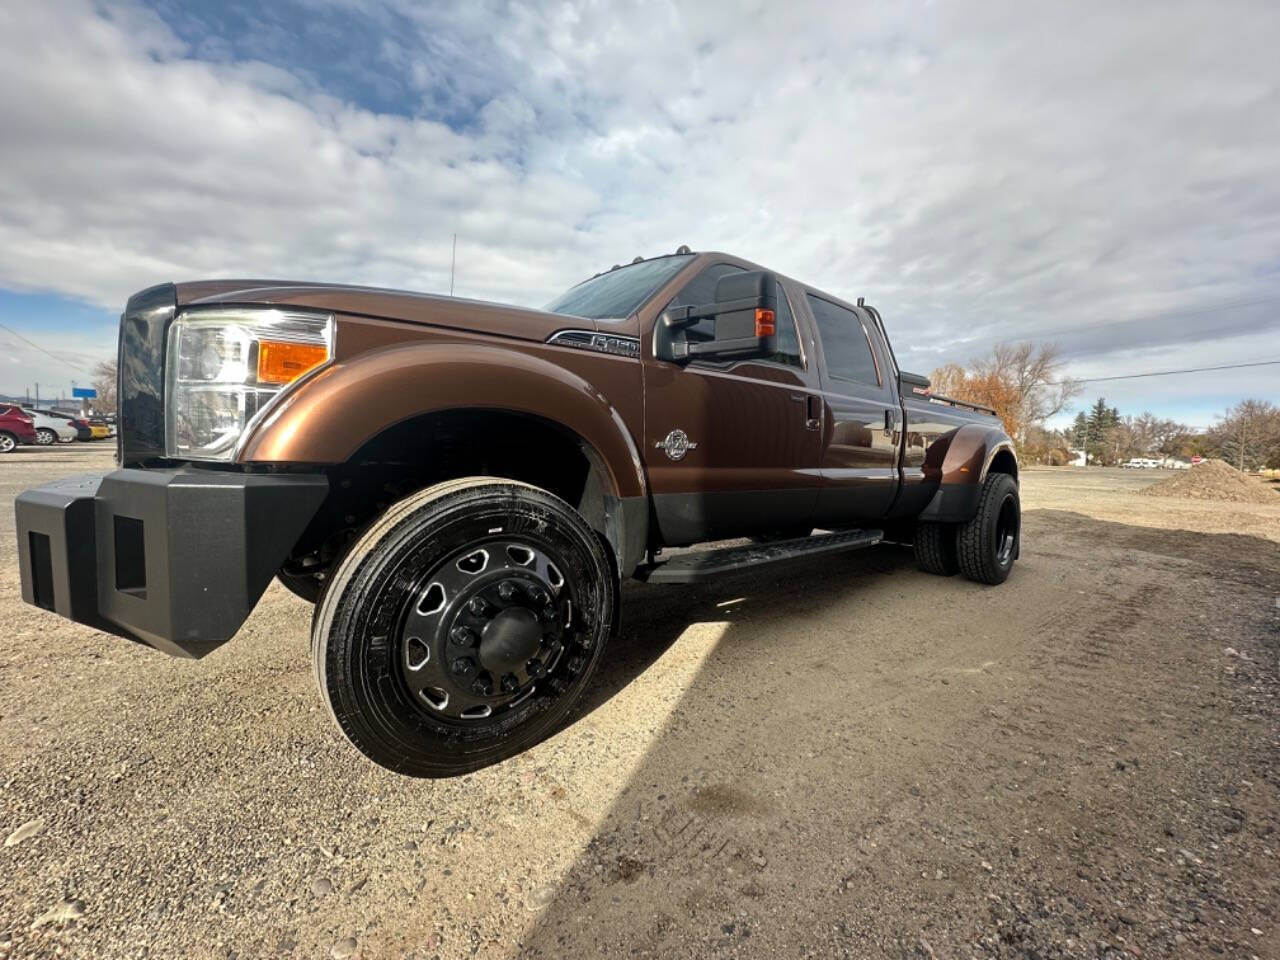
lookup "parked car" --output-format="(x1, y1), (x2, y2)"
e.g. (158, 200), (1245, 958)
(63, 417), (94, 440)
(0, 405), (37, 452)
(85, 417), (111, 440)
(1121, 458), (1161, 469)
(15, 249), (1021, 777)
(22, 407), (79, 445)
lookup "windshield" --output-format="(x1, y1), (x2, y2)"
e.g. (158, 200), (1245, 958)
(544, 255), (693, 319)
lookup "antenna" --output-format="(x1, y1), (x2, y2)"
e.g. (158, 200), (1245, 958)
(450, 234), (457, 297)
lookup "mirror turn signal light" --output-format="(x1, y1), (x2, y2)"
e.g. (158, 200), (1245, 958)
(754, 308), (776, 337)
(257, 340), (329, 385)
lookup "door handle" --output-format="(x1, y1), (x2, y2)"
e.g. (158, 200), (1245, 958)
(883, 409), (894, 437)
(806, 395), (821, 431)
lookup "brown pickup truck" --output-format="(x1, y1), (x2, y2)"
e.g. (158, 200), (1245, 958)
(15, 248), (1019, 777)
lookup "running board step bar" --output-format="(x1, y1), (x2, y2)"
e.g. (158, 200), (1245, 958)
(635, 529), (884, 585)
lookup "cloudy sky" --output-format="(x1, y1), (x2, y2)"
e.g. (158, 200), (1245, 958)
(1, 0), (1277, 426)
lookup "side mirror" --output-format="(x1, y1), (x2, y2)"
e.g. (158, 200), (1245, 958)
(655, 271), (779, 364)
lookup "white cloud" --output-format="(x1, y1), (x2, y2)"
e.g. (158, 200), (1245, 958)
(1, 0), (1278, 420)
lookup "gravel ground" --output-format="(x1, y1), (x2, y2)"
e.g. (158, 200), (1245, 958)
(1, 447), (1277, 959)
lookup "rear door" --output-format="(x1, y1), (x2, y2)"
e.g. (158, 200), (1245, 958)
(641, 264), (824, 545)
(802, 294), (901, 525)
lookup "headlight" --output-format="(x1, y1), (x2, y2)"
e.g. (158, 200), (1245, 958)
(165, 308), (334, 461)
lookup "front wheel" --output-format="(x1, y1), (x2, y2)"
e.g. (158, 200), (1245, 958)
(956, 473), (1020, 585)
(312, 477), (615, 778)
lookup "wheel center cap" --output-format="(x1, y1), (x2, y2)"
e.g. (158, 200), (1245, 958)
(479, 606), (542, 672)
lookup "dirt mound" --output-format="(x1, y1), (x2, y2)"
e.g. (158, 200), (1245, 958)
(1138, 458), (1279, 504)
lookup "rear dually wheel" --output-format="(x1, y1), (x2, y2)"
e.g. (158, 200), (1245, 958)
(956, 473), (1020, 585)
(913, 520), (959, 576)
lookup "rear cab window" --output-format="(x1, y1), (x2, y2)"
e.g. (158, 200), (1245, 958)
(806, 294), (881, 387)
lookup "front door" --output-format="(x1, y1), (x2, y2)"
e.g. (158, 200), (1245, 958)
(642, 266), (824, 545)
(802, 294), (901, 526)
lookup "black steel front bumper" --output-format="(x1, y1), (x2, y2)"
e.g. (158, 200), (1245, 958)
(15, 468), (328, 658)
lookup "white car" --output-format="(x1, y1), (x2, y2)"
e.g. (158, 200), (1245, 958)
(22, 407), (79, 445)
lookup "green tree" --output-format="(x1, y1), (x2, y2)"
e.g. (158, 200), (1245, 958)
(1084, 398), (1122, 464)
(1071, 411), (1089, 449)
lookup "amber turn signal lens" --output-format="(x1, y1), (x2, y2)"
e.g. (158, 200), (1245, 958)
(257, 340), (328, 385)
(754, 308), (776, 337)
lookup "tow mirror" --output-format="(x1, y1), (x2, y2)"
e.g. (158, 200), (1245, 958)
(656, 271), (778, 364)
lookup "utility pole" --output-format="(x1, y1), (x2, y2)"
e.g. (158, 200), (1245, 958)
(34, 383), (39, 407)
(450, 233), (457, 297)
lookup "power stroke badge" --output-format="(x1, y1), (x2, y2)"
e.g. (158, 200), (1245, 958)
(656, 429), (698, 461)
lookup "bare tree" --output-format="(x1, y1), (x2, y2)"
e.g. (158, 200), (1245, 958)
(927, 363), (968, 400)
(972, 342), (1082, 438)
(1149, 416), (1191, 459)
(92, 358), (117, 414)
(930, 341), (1081, 445)
(1209, 399), (1280, 471)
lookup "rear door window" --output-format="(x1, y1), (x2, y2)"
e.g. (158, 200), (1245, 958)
(806, 295), (880, 386)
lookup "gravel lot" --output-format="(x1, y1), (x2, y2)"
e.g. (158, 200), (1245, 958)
(1, 446), (1277, 959)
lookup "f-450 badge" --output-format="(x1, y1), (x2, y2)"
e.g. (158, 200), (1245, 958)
(656, 429), (698, 461)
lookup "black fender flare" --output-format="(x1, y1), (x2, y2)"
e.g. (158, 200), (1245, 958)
(917, 424), (1018, 523)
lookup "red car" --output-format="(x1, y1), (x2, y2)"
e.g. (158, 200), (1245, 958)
(0, 405), (37, 453)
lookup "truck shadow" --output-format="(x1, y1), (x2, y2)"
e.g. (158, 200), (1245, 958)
(570, 542), (919, 722)
(508, 510), (1279, 958)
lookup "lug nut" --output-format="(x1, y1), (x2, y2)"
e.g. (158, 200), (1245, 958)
(528, 587), (550, 606)
(451, 657), (476, 677)
(500, 674), (520, 694)
(450, 625), (477, 647)
(468, 596), (489, 616)
(497, 580), (520, 601)
(526, 659), (546, 679)
(540, 605), (557, 622)
(470, 676), (493, 696)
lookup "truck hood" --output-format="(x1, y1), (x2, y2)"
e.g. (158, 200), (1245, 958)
(175, 279), (590, 342)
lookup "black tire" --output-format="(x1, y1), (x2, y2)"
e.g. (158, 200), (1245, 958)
(35, 428), (57, 445)
(956, 473), (1020, 585)
(0, 432), (17, 454)
(312, 477), (615, 778)
(914, 520), (959, 575)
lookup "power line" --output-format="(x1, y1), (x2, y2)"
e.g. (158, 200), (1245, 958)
(0, 323), (92, 375)
(1067, 358), (1280, 384)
